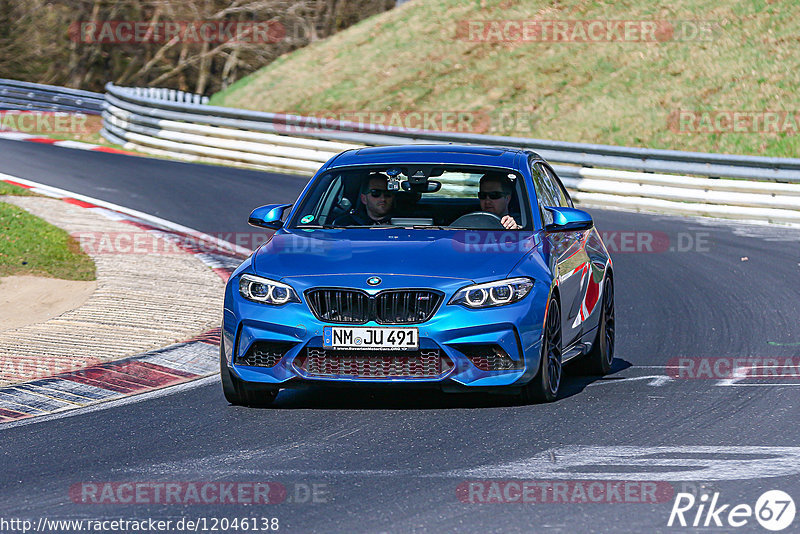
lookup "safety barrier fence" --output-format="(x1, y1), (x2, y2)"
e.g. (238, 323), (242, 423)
(0, 78), (103, 114)
(5, 78), (800, 223)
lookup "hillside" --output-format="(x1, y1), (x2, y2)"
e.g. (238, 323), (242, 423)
(210, 0), (800, 158)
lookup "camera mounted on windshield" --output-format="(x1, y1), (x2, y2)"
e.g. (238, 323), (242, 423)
(383, 166), (442, 193)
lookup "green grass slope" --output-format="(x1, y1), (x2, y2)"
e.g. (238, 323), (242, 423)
(210, 0), (800, 158)
(0, 185), (95, 280)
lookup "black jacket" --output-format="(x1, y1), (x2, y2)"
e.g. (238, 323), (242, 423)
(333, 207), (391, 226)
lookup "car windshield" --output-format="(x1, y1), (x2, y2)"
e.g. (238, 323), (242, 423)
(289, 165), (532, 230)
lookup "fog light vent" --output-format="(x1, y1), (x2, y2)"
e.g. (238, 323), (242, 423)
(459, 344), (522, 371)
(237, 341), (295, 368)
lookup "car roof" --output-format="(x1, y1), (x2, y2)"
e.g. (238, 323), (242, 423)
(326, 144), (542, 169)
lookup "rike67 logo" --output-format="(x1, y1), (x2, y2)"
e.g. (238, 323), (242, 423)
(668, 490), (796, 531)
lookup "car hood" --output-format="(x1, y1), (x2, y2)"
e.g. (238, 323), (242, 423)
(252, 228), (537, 284)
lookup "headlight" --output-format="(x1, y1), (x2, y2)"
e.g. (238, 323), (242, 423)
(238, 274), (300, 305)
(449, 277), (534, 309)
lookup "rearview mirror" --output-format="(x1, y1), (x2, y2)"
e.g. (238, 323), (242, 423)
(402, 180), (442, 193)
(544, 207), (593, 233)
(248, 204), (292, 230)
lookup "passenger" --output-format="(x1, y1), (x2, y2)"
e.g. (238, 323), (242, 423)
(334, 174), (396, 226)
(478, 174), (521, 229)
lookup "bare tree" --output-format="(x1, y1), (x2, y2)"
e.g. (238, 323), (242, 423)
(0, 0), (394, 94)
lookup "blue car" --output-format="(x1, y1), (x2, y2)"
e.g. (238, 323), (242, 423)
(221, 145), (614, 405)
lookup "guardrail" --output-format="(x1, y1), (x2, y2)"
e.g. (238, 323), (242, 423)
(118, 86), (210, 105)
(0, 78), (104, 114)
(6, 78), (794, 222)
(101, 82), (800, 224)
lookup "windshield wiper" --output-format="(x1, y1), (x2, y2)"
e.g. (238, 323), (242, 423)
(370, 225), (447, 230)
(342, 225), (408, 229)
(301, 224), (447, 229)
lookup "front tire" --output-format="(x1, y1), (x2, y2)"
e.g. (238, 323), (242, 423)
(520, 298), (562, 403)
(220, 341), (278, 407)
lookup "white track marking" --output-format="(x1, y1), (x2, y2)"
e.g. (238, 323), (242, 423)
(440, 446), (800, 481)
(716, 366), (752, 386)
(50, 140), (102, 150)
(717, 386), (800, 388)
(587, 375), (673, 387)
(716, 364), (800, 386)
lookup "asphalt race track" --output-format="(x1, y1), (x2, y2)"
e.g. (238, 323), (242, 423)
(2, 139), (800, 533)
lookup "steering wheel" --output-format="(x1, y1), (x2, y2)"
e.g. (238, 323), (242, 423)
(449, 211), (505, 230)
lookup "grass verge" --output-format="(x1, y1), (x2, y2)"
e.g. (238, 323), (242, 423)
(0, 182), (36, 196)
(0, 183), (96, 280)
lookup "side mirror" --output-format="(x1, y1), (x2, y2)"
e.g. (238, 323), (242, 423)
(544, 207), (593, 233)
(248, 204), (292, 230)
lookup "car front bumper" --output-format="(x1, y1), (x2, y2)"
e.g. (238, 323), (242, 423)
(223, 277), (549, 390)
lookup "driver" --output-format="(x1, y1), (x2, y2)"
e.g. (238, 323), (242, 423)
(334, 174), (395, 226)
(478, 174), (521, 229)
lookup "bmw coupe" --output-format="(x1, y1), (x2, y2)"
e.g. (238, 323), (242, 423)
(221, 145), (614, 405)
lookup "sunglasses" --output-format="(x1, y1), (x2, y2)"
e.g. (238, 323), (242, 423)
(368, 189), (395, 198)
(478, 191), (506, 200)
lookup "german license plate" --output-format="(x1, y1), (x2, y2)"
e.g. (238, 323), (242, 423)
(323, 326), (419, 350)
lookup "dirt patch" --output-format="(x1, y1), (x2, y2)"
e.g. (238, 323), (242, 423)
(0, 275), (96, 332)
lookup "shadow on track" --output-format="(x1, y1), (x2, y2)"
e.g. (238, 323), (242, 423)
(226, 359), (634, 410)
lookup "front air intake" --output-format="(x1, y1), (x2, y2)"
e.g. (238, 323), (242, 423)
(237, 341), (296, 368)
(457, 344), (522, 371)
(295, 348), (452, 379)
